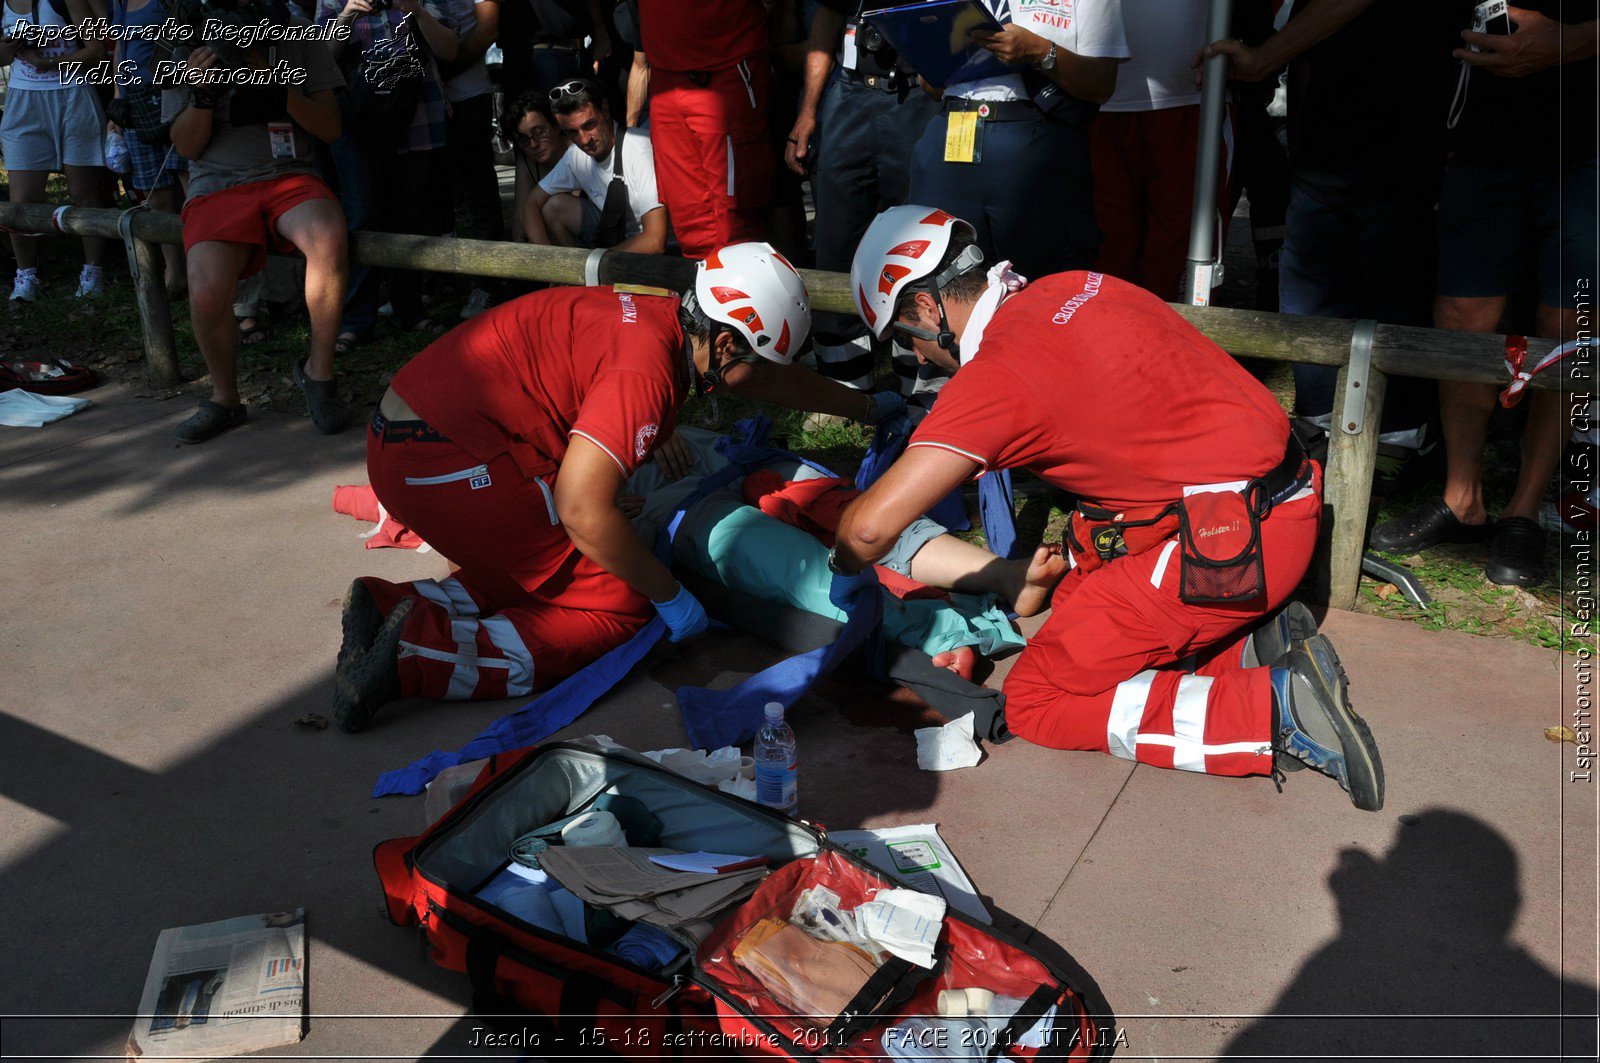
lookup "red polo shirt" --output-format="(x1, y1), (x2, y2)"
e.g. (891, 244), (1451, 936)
(392, 286), (687, 481)
(909, 271), (1289, 511)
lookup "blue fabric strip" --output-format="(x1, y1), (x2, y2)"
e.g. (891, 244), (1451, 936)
(675, 572), (884, 750)
(977, 468), (1024, 560)
(371, 617), (668, 796)
(856, 409), (971, 532)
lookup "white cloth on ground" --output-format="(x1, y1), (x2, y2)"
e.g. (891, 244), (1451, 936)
(915, 713), (984, 772)
(0, 389), (91, 427)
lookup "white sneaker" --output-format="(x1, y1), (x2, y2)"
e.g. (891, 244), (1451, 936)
(75, 265), (107, 299)
(10, 270), (40, 302)
(460, 288), (492, 319)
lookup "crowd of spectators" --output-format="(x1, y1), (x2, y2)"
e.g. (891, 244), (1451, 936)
(1, 0), (1595, 587)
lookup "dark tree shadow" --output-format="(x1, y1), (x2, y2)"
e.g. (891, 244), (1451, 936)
(1221, 809), (1597, 1061)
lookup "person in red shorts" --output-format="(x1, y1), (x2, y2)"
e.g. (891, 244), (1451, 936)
(161, 36), (348, 444)
(829, 206), (1386, 811)
(627, 0), (773, 259)
(333, 243), (895, 732)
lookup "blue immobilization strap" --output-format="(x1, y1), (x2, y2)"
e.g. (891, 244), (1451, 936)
(853, 412), (912, 493)
(675, 573), (885, 750)
(672, 419), (890, 748)
(371, 617), (669, 796)
(855, 409), (971, 532)
(977, 468), (1024, 559)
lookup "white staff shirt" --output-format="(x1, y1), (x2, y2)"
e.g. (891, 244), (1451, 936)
(948, 0), (1130, 102)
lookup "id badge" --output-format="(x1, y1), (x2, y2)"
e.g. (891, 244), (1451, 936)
(267, 122), (295, 160)
(841, 22), (859, 71)
(943, 111), (980, 164)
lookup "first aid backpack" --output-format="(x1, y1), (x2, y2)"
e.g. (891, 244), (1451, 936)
(375, 740), (1100, 1059)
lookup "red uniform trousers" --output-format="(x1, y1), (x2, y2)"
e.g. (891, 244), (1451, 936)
(648, 61), (773, 260)
(363, 426), (651, 702)
(1091, 106), (1233, 302)
(1004, 467), (1322, 778)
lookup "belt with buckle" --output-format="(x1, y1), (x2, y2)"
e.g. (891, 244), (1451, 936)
(841, 69), (903, 92)
(942, 97), (1038, 122)
(1261, 433), (1312, 508)
(371, 409), (450, 444)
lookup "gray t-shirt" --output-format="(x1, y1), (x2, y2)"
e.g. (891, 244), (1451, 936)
(162, 41), (344, 199)
(437, 0), (492, 103)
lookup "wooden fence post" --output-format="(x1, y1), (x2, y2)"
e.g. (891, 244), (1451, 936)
(1322, 321), (1387, 609)
(130, 235), (181, 388)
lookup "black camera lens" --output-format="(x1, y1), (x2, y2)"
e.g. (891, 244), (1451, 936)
(861, 25), (885, 51)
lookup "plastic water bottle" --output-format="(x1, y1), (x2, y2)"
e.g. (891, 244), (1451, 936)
(754, 702), (798, 815)
(104, 130), (130, 175)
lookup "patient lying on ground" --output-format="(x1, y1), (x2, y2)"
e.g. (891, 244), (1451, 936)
(336, 428), (1066, 731)
(623, 429), (1066, 679)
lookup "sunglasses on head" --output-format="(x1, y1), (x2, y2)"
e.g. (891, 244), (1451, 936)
(548, 80), (590, 103)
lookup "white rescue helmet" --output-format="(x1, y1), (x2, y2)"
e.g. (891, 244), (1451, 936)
(693, 242), (811, 364)
(850, 205), (979, 340)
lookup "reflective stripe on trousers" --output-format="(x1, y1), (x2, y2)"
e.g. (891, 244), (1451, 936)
(397, 576), (537, 699)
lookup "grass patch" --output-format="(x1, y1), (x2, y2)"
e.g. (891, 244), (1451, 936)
(1361, 449), (1576, 654)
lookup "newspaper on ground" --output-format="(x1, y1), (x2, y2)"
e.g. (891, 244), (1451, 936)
(829, 824), (991, 924)
(126, 910), (306, 1062)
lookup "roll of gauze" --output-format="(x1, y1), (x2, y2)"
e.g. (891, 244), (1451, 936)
(963, 988), (996, 1014)
(938, 988), (998, 1017)
(560, 809), (625, 847)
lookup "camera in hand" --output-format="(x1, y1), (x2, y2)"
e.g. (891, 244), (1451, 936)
(851, 16), (912, 91)
(1469, 0), (1512, 51)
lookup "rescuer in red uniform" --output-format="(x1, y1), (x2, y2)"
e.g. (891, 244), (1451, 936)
(333, 243), (887, 732)
(829, 206), (1385, 811)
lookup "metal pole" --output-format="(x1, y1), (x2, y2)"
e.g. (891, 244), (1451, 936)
(1183, 0), (1235, 306)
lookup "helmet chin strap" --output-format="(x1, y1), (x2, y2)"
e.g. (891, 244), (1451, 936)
(893, 243), (982, 359)
(689, 327), (729, 396)
(894, 289), (960, 360)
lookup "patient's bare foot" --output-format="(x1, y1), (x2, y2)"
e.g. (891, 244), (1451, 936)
(1013, 544), (1068, 617)
(931, 645), (977, 681)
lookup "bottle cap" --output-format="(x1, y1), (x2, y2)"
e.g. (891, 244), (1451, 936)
(764, 701), (784, 721)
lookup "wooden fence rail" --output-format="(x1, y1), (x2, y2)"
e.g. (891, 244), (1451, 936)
(1, 201), (1580, 609)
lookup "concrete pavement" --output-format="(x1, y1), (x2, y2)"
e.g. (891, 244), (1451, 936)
(1, 384), (1594, 1060)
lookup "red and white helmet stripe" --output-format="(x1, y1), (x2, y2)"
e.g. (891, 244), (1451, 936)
(694, 242), (811, 364)
(850, 205), (976, 340)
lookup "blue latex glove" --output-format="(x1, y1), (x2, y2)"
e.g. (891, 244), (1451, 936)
(653, 583), (709, 642)
(828, 567), (877, 613)
(868, 390), (907, 424)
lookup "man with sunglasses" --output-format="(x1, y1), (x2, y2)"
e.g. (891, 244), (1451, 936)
(523, 77), (668, 253)
(828, 206), (1387, 811)
(332, 243), (903, 732)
